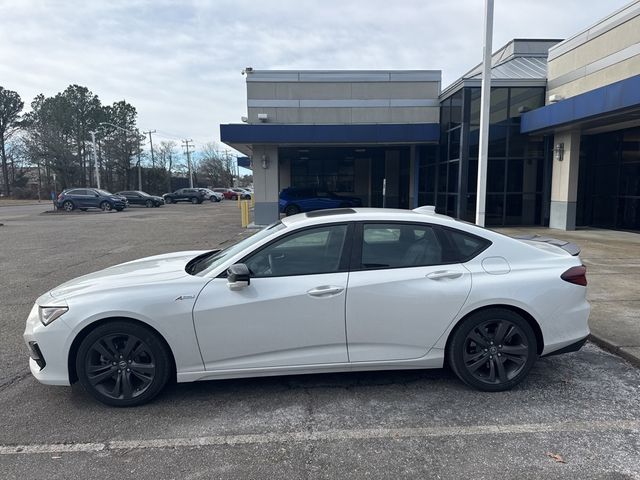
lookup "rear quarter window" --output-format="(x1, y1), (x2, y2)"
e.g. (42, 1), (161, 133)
(441, 227), (491, 262)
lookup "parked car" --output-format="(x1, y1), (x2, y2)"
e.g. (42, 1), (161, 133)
(56, 188), (127, 212)
(163, 188), (205, 204)
(115, 190), (164, 208)
(24, 206), (589, 406)
(212, 188), (240, 200)
(198, 188), (224, 202)
(279, 187), (362, 216)
(230, 188), (252, 199)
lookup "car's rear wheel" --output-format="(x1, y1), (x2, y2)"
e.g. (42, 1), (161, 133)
(145, 200), (153, 208)
(284, 204), (300, 216)
(62, 200), (75, 212)
(75, 321), (171, 407)
(100, 201), (112, 212)
(448, 309), (537, 391)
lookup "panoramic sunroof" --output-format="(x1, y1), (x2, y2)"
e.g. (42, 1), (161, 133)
(305, 208), (357, 218)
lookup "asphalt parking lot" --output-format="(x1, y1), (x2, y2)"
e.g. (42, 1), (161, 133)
(1, 202), (640, 479)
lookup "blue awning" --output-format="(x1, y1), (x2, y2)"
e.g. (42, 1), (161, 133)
(220, 123), (439, 145)
(521, 74), (640, 133)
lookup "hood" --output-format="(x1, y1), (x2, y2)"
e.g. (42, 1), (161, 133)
(49, 250), (207, 299)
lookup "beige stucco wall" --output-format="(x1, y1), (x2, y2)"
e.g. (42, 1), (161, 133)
(547, 7), (640, 101)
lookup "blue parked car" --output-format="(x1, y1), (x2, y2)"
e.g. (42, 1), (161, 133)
(279, 187), (362, 216)
(56, 188), (128, 212)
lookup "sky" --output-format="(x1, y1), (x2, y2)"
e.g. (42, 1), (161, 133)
(0, 0), (633, 159)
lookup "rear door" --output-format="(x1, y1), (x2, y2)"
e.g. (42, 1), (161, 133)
(345, 222), (473, 362)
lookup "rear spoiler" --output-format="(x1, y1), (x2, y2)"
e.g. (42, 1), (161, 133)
(512, 234), (581, 256)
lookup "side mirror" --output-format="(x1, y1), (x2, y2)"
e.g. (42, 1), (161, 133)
(227, 263), (250, 291)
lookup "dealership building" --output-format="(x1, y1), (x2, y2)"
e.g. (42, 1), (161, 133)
(221, 1), (640, 231)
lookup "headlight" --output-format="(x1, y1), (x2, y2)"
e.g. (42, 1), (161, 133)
(39, 306), (68, 326)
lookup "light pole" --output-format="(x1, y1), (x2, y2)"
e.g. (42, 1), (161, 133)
(100, 122), (142, 190)
(88, 130), (101, 188)
(475, 0), (494, 227)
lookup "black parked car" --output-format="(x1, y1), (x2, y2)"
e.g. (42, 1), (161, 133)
(115, 190), (164, 207)
(56, 188), (127, 212)
(163, 188), (205, 204)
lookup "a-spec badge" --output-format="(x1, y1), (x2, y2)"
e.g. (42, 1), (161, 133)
(174, 295), (195, 301)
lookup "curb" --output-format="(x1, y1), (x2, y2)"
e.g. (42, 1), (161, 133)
(588, 333), (640, 368)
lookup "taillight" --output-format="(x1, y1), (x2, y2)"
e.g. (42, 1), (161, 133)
(561, 265), (587, 286)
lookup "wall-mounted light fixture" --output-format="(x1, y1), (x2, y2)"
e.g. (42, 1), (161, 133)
(554, 142), (565, 162)
(261, 154), (269, 169)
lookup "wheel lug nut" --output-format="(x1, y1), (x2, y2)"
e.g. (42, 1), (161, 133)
(489, 355), (493, 359)
(128, 360), (132, 363)
(498, 353), (501, 357)
(484, 349), (488, 352)
(112, 362), (116, 365)
(499, 345), (502, 348)
(126, 368), (130, 372)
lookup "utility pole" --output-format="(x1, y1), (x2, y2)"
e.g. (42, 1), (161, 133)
(475, 0), (494, 227)
(182, 139), (194, 188)
(144, 130), (156, 168)
(89, 130), (101, 188)
(137, 140), (144, 190)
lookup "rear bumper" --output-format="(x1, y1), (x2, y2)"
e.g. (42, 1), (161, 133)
(541, 336), (588, 357)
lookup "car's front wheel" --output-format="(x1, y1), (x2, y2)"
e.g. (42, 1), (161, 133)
(145, 200), (153, 208)
(191, 197), (199, 204)
(75, 321), (172, 407)
(284, 204), (300, 216)
(165, 197), (172, 204)
(100, 201), (112, 212)
(448, 308), (537, 392)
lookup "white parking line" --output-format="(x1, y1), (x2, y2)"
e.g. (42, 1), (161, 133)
(2, 419), (639, 456)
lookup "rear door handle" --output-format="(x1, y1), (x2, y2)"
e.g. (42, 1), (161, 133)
(307, 285), (344, 297)
(426, 270), (463, 280)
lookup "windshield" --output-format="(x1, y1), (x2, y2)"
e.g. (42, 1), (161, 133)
(190, 221), (286, 276)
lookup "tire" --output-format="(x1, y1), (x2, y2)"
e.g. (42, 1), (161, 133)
(210, 197), (219, 203)
(100, 201), (112, 212)
(145, 200), (153, 208)
(165, 197), (173, 204)
(231, 195), (237, 201)
(284, 204), (300, 216)
(191, 197), (199, 204)
(62, 200), (75, 212)
(75, 321), (172, 407)
(447, 308), (537, 392)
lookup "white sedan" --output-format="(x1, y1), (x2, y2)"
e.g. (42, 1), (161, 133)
(24, 207), (590, 406)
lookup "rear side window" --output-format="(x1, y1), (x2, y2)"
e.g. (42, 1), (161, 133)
(441, 228), (491, 262)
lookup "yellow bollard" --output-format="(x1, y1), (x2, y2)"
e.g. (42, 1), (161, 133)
(240, 200), (249, 227)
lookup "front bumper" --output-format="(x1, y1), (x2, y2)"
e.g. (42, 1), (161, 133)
(23, 303), (72, 386)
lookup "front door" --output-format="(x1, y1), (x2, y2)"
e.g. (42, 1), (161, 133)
(346, 222), (472, 362)
(193, 223), (352, 371)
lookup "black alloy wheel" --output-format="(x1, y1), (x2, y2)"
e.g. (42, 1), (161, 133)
(191, 197), (199, 204)
(448, 309), (536, 391)
(76, 321), (171, 407)
(284, 204), (300, 216)
(165, 197), (172, 204)
(62, 200), (75, 212)
(145, 199), (153, 208)
(100, 201), (112, 212)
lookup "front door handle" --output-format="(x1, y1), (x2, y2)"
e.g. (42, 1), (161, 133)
(426, 270), (463, 280)
(307, 285), (344, 297)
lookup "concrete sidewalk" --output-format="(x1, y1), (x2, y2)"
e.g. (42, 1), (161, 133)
(497, 227), (640, 366)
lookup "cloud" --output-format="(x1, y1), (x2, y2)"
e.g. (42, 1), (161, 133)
(0, 0), (632, 155)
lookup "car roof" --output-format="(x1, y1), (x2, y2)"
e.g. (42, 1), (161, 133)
(280, 206), (499, 238)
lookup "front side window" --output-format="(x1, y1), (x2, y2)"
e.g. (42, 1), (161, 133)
(361, 223), (443, 269)
(245, 224), (349, 277)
